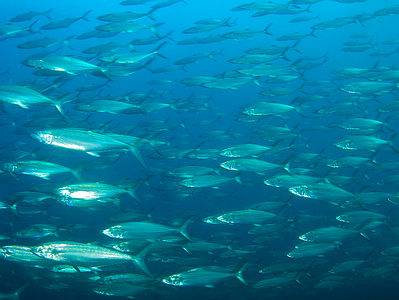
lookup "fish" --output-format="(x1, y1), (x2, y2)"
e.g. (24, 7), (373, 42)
(0, 21), (38, 40)
(56, 182), (138, 206)
(32, 241), (151, 275)
(220, 144), (271, 157)
(2, 160), (79, 180)
(162, 266), (247, 287)
(10, 9), (52, 22)
(102, 220), (191, 240)
(299, 227), (359, 243)
(220, 158), (288, 174)
(40, 10), (92, 30)
(243, 102), (296, 116)
(32, 128), (139, 158)
(0, 85), (63, 114)
(25, 55), (107, 76)
(179, 175), (241, 188)
(287, 243), (339, 258)
(91, 273), (151, 297)
(289, 182), (354, 204)
(203, 209), (276, 225)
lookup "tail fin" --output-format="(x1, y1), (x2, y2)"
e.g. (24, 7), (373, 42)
(70, 169), (83, 181)
(132, 244), (152, 276)
(80, 10), (93, 21)
(154, 41), (168, 59)
(53, 102), (65, 117)
(224, 17), (235, 27)
(283, 162), (291, 174)
(179, 218), (193, 240)
(129, 146), (147, 168)
(43, 8), (53, 20)
(28, 19), (40, 33)
(264, 23), (273, 36)
(234, 176), (242, 184)
(125, 185), (139, 201)
(235, 263), (248, 285)
(52, 93), (75, 117)
(10, 283), (28, 300)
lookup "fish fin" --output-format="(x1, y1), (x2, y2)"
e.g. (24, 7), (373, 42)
(234, 176), (242, 184)
(11, 283), (28, 299)
(71, 169), (83, 181)
(179, 218), (193, 240)
(129, 146), (147, 168)
(283, 162), (291, 174)
(43, 8), (53, 19)
(360, 232), (370, 240)
(35, 173), (51, 180)
(264, 23), (273, 35)
(80, 10), (93, 21)
(28, 19), (40, 33)
(14, 101), (29, 109)
(132, 244), (152, 276)
(182, 247), (191, 254)
(54, 102), (65, 117)
(236, 263), (248, 285)
(10, 204), (17, 215)
(86, 152), (101, 157)
(126, 188), (139, 201)
(72, 265), (81, 273)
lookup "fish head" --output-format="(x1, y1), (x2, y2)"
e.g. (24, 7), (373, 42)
(102, 226), (124, 239)
(32, 245), (52, 259)
(220, 149), (233, 157)
(57, 186), (71, 198)
(23, 57), (44, 68)
(326, 160), (340, 168)
(289, 185), (314, 199)
(298, 233), (311, 242)
(335, 139), (355, 150)
(336, 215), (349, 223)
(162, 274), (184, 286)
(243, 108), (255, 116)
(32, 131), (54, 145)
(203, 216), (223, 224)
(220, 160), (237, 171)
(2, 162), (17, 173)
(0, 247), (8, 259)
(263, 178), (280, 187)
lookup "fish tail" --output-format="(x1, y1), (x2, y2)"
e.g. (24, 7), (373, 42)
(234, 176), (242, 184)
(180, 218), (193, 240)
(44, 8), (53, 19)
(126, 187), (139, 201)
(80, 10), (93, 21)
(235, 263), (248, 285)
(154, 41), (168, 59)
(12, 283), (28, 299)
(28, 19), (40, 33)
(54, 102), (65, 117)
(132, 244), (152, 276)
(10, 203), (18, 215)
(129, 146), (147, 168)
(71, 169), (83, 181)
(264, 23), (273, 36)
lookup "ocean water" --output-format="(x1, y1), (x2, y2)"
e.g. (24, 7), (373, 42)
(1, 0), (399, 299)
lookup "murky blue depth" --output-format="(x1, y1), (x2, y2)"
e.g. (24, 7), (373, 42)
(1, 0), (399, 299)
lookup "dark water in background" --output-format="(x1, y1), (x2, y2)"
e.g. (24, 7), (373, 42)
(1, 0), (399, 299)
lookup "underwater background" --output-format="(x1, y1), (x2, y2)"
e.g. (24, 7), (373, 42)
(1, 0), (399, 299)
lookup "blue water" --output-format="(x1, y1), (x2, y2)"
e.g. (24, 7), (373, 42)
(1, 0), (399, 299)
